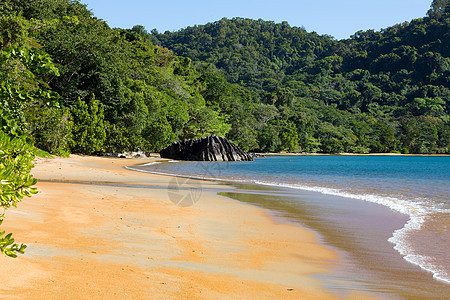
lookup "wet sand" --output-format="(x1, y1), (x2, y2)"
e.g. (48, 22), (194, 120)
(0, 155), (375, 299)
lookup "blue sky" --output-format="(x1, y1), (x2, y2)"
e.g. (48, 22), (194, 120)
(81, 0), (432, 40)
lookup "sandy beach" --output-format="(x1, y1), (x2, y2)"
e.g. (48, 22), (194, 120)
(0, 155), (376, 299)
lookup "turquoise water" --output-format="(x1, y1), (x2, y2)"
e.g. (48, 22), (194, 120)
(132, 155), (450, 288)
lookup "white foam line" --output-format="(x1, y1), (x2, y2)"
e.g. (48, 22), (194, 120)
(390, 231), (450, 284)
(125, 165), (249, 184)
(125, 166), (177, 177)
(141, 162), (162, 166)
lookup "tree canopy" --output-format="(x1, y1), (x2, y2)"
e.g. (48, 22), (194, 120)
(152, 5), (450, 154)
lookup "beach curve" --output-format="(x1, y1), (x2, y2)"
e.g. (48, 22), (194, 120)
(0, 155), (376, 299)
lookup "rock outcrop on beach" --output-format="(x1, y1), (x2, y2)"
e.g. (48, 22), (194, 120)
(160, 135), (253, 161)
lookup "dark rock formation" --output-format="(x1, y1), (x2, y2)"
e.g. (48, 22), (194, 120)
(160, 135), (253, 161)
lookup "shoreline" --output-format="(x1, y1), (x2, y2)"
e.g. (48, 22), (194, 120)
(0, 155), (375, 299)
(132, 156), (450, 298)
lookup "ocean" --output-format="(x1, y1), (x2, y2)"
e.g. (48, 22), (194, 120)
(129, 155), (450, 298)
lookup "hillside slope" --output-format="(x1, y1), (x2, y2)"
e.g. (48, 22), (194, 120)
(153, 3), (450, 153)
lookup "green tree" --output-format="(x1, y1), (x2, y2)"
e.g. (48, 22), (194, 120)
(401, 116), (439, 153)
(181, 107), (231, 140)
(0, 131), (37, 257)
(0, 15), (60, 137)
(257, 123), (282, 152)
(427, 0), (450, 19)
(70, 96), (106, 154)
(26, 106), (73, 156)
(280, 121), (299, 152)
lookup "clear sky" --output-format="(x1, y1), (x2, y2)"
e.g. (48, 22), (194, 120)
(80, 0), (432, 40)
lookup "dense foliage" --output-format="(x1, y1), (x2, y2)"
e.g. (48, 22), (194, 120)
(0, 132), (36, 257)
(1, 0), (234, 154)
(153, 1), (450, 154)
(0, 11), (56, 257)
(3, 0), (448, 155)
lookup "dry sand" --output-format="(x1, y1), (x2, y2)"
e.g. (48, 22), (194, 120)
(0, 155), (374, 299)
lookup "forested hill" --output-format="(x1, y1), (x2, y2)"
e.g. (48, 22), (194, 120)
(0, 0), (449, 156)
(151, 19), (335, 91)
(151, 18), (335, 91)
(152, 1), (450, 154)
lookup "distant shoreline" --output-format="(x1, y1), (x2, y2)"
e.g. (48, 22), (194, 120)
(255, 152), (450, 157)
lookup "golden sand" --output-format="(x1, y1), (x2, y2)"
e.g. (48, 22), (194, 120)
(0, 155), (376, 299)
